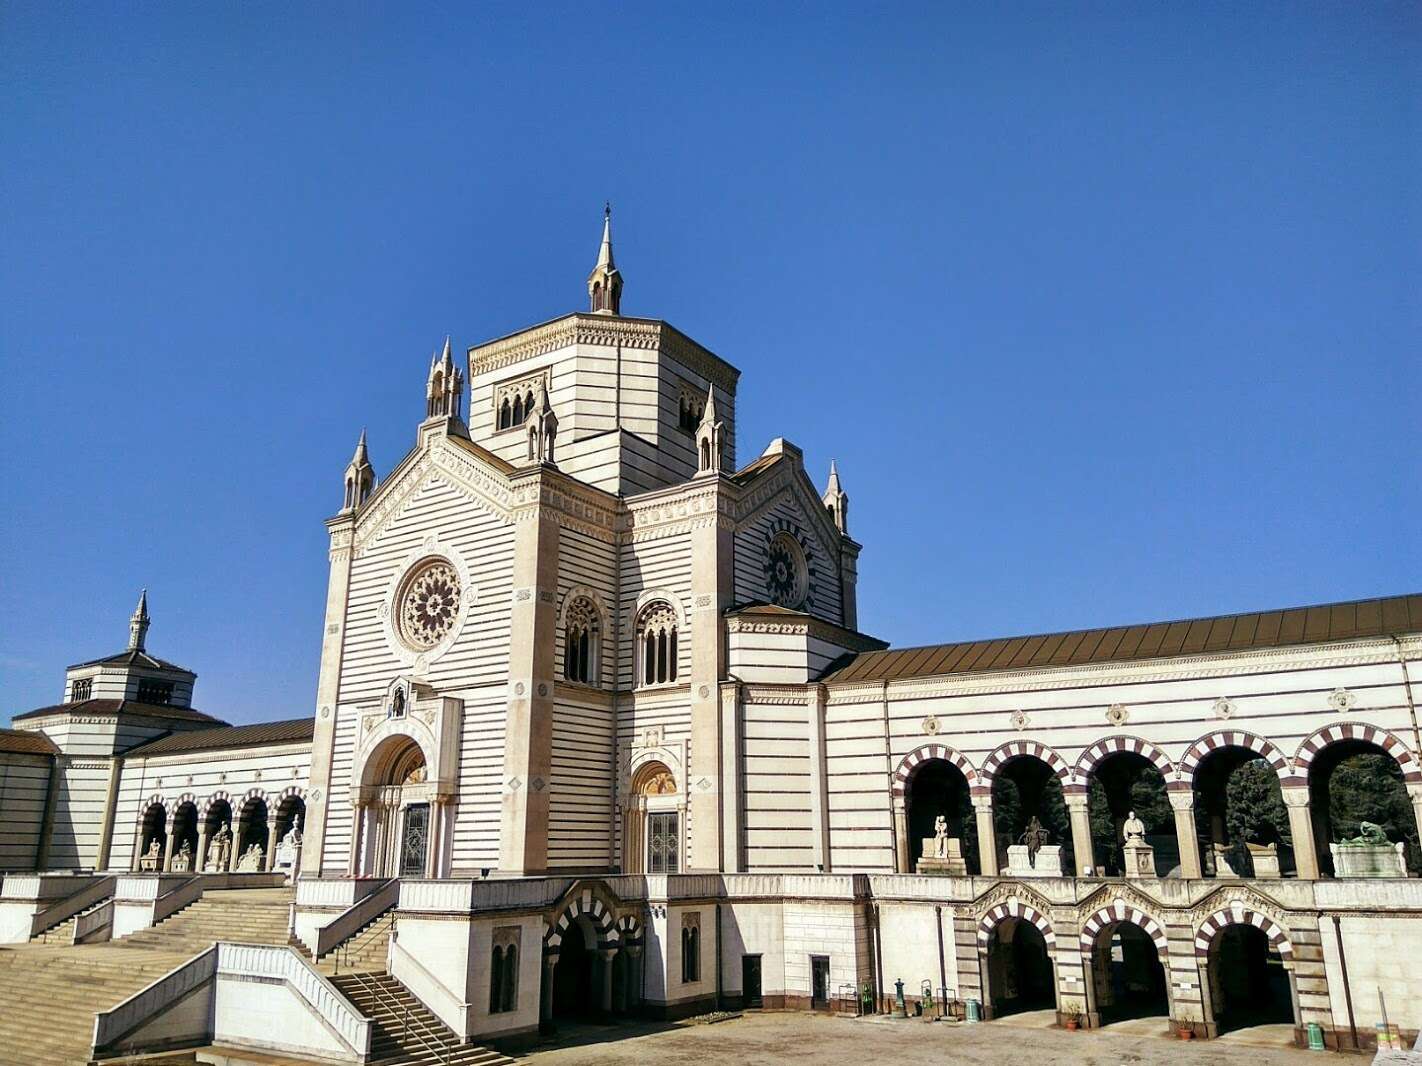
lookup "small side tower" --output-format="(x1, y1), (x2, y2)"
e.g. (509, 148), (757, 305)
(823, 460), (849, 534)
(426, 337), (464, 420)
(341, 429), (376, 512)
(587, 203), (623, 315)
(695, 384), (724, 475)
(526, 382), (559, 464)
(128, 589), (151, 652)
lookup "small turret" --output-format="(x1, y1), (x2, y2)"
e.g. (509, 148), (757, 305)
(823, 460), (849, 534)
(695, 384), (724, 475)
(587, 203), (623, 315)
(526, 382), (559, 465)
(342, 429), (376, 512)
(426, 337), (464, 421)
(128, 589), (151, 652)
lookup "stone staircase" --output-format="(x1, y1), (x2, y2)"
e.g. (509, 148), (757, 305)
(314, 911), (396, 976)
(328, 970), (514, 1066)
(33, 898), (112, 944)
(0, 886), (296, 1065)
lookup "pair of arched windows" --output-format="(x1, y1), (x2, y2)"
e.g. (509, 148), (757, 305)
(680, 919), (701, 982)
(639, 603), (679, 686)
(678, 395), (704, 432)
(564, 598), (600, 685)
(496, 390), (537, 431)
(489, 942), (518, 1013)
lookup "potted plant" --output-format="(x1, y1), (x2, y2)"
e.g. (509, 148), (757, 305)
(1063, 1014), (1080, 1031)
(1176, 1022), (1194, 1040)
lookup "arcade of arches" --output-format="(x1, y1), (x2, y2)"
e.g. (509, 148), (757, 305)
(898, 729), (1422, 882)
(134, 793), (305, 873)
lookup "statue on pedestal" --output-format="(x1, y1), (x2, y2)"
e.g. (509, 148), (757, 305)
(236, 843), (265, 872)
(932, 814), (949, 858)
(171, 840), (193, 873)
(1123, 811), (1146, 842)
(208, 825), (232, 871)
(139, 839), (162, 872)
(1121, 810), (1157, 879)
(1020, 817), (1049, 868)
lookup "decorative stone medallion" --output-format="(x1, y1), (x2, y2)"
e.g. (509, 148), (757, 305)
(922, 715), (941, 735)
(698, 684), (711, 699)
(1010, 710), (1030, 731)
(1329, 688), (1357, 712)
(1106, 703), (1129, 726)
(1213, 697), (1235, 720)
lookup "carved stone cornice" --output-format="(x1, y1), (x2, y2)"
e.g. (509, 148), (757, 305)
(467, 314), (740, 393)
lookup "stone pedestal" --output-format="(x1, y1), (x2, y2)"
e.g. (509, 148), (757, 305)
(1122, 840), (1156, 879)
(918, 837), (968, 876)
(1006, 844), (1062, 877)
(1331, 842), (1407, 878)
(1212, 844), (1242, 878)
(1248, 842), (1281, 879)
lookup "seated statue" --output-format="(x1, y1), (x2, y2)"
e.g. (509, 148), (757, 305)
(236, 842), (265, 871)
(1341, 821), (1391, 847)
(138, 839), (162, 871)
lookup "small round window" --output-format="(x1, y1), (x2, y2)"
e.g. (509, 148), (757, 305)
(764, 531), (808, 609)
(398, 559), (462, 649)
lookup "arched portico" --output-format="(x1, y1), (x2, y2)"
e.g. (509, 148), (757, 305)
(1195, 906), (1298, 1037)
(351, 730), (444, 878)
(979, 742), (1073, 876)
(1079, 903), (1172, 1029)
(895, 745), (978, 874)
(540, 882), (639, 1031)
(977, 901), (1058, 1019)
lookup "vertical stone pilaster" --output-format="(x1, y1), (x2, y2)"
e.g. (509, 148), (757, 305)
(950, 914), (982, 1006)
(839, 542), (861, 632)
(808, 684), (831, 871)
(1282, 787), (1320, 879)
(973, 797), (999, 877)
(689, 494), (733, 872)
(1065, 794), (1094, 876)
(1164, 921), (1205, 1032)
(302, 514), (355, 876)
(499, 482), (559, 875)
(1169, 789), (1204, 879)
(892, 798), (909, 874)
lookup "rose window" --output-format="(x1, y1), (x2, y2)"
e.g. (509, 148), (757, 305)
(763, 531), (808, 609)
(399, 561), (462, 649)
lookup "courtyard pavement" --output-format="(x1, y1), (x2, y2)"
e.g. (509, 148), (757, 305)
(524, 1010), (1322, 1065)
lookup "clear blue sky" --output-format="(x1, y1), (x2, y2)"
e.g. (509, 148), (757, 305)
(2, 4), (1417, 726)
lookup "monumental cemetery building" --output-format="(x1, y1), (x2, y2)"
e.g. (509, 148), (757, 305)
(3, 211), (1421, 1063)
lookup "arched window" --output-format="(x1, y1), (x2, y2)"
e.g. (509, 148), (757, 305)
(511, 394), (524, 426)
(637, 602), (678, 686)
(681, 917), (701, 982)
(498, 398), (511, 430)
(563, 597), (600, 685)
(344, 478), (354, 509)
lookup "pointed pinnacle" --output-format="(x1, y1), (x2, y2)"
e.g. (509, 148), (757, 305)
(134, 588), (149, 618)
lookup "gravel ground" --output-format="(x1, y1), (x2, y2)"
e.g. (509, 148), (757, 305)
(524, 1011), (1323, 1065)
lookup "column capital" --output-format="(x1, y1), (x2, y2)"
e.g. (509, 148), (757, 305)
(1167, 791), (1196, 812)
(1063, 793), (1090, 811)
(1280, 786), (1312, 807)
(1406, 782), (1422, 803)
(971, 794), (995, 812)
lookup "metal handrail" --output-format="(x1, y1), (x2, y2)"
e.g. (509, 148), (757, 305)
(335, 910), (393, 975)
(350, 969), (451, 1066)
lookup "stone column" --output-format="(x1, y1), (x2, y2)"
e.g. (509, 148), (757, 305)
(161, 832), (174, 872)
(347, 803), (365, 877)
(973, 796), (999, 877)
(599, 949), (616, 1013)
(1408, 784), (1422, 858)
(808, 684), (832, 871)
(196, 825), (209, 872)
(626, 945), (643, 1009)
(304, 512), (356, 877)
(540, 954), (557, 1030)
(228, 821), (242, 872)
(425, 801), (443, 878)
(499, 478), (559, 875)
(1065, 794), (1094, 876)
(1169, 789), (1203, 879)
(1282, 786), (1320, 880)
(892, 797), (910, 874)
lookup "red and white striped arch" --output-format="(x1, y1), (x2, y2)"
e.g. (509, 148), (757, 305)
(1179, 730), (1289, 784)
(1293, 722), (1422, 784)
(977, 899), (1056, 950)
(1075, 735), (1176, 783)
(891, 743), (978, 798)
(1079, 902), (1168, 960)
(978, 740), (1072, 792)
(1195, 906), (1294, 963)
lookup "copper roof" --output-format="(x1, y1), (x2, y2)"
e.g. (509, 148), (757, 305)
(67, 648), (193, 673)
(821, 593), (1422, 684)
(11, 699), (226, 725)
(125, 718), (314, 756)
(0, 728), (60, 756)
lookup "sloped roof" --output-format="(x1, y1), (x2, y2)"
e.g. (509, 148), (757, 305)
(11, 699), (225, 725)
(729, 452), (784, 486)
(0, 728), (60, 756)
(822, 593), (1422, 684)
(124, 718), (314, 757)
(67, 648), (193, 673)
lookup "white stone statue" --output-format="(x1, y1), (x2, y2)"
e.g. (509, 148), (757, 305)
(236, 842), (265, 872)
(139, 839), (162, 871)
(933, 814), (949, 858)
(1123, 810), (1146, 842)
(207, 825), (232, 871)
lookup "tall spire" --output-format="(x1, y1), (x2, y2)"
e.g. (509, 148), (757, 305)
(342, 428), (376, 512)
(823, 460), (849, 535)
(695, 383), (724, 476)
(587, 202), (623, 315)
(128, 589), (151, 652)
(425, 336), (464, 421)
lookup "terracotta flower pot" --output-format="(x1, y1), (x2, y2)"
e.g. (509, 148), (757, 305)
(1064, 1018), (1079, 1031)
(1177, 1027), (1194, 1040)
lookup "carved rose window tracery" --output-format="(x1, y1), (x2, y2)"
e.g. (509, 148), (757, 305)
(764, 531), (808, 609)
(399, 561), (462, 649)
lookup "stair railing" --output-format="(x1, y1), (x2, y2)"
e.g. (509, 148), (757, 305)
(335, 911), (393, 975)
(356, 969), (451, 1066)
(28, 874), (115, 939)
(318, 876), (398, 961)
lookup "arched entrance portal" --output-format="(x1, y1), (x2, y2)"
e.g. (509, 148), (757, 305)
(1307, 737), (1421, 877)
(1083, 916), (1170, 1028)
(356, 735), (436, 878)
(992, 755), (1073, 874)
(135, 803), (167, 869)
(551, 918), (595, 1022)
(984, 917), (1055, 1017)
(907, 758), (977, 874)
(1086, 751), (1175, 877)
(1207, 925), (1294, 1034)
(169, 802), (199, 871)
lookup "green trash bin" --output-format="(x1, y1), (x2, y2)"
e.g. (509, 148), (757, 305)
(1306, 1022), (1325, 1050)
(965, 999), (981, 1023)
